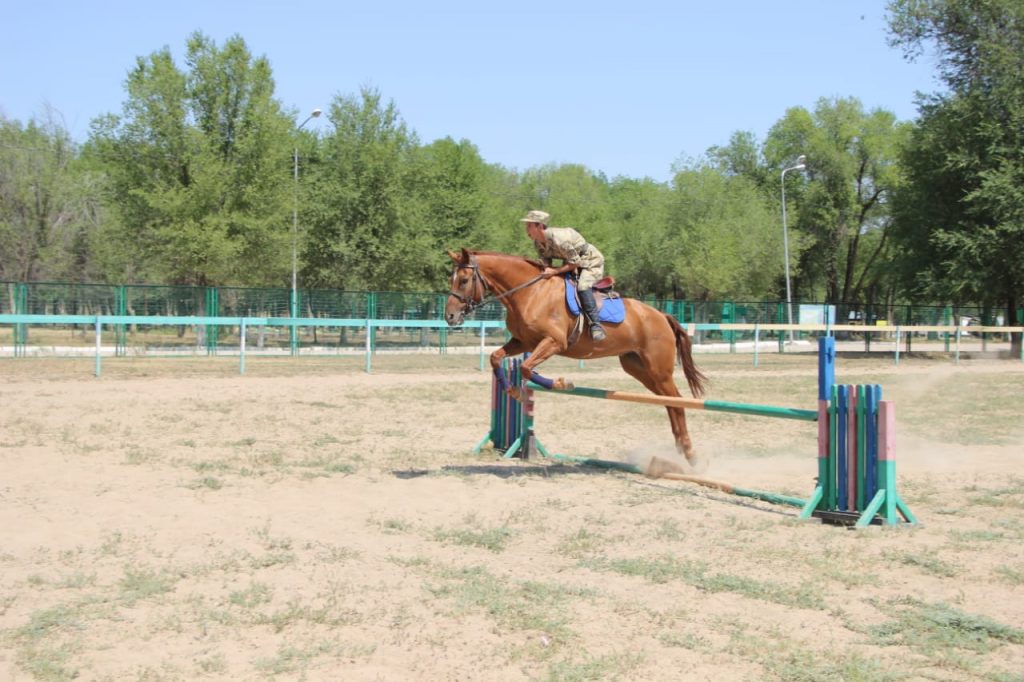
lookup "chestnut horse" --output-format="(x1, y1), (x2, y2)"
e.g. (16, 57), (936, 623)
(445, 248), (707, 464)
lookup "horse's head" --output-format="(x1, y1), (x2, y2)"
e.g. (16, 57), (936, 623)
(445, 248), (487, 326)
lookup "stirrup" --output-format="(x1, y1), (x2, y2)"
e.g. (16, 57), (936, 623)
(590, 325), (607, 341)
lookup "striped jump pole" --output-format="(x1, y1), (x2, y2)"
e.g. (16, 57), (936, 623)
(526, 382), (819, 422)
(474, 358), (525, 454)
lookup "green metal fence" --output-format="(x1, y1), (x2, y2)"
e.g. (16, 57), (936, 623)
(3, 280), (1021, 358)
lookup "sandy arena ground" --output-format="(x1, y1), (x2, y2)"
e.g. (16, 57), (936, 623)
(1, 353), (1022, 681)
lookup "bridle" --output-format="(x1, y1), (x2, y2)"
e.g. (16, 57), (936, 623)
(447, 253), (546, 316)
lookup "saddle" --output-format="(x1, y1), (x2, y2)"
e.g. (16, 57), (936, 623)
(563, 276), (626, 345)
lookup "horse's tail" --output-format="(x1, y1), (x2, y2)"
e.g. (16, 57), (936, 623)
(666, 315), (708, 398)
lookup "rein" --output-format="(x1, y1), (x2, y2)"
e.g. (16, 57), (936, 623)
(448, 256), (546, 315)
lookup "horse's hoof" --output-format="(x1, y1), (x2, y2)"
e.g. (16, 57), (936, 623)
(552, 378), (575, 391)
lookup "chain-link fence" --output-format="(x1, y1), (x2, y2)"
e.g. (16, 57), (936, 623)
(3, 280), (1021, 357)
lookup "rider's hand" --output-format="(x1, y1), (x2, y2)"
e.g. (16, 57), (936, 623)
(542, 267), (558, 279)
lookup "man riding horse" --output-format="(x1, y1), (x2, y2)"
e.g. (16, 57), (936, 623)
(521, 210), (607, 341)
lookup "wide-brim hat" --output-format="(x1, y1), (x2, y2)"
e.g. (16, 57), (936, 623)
(520, 210), (550, 225)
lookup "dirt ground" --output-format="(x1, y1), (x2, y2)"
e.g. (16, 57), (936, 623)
(1, 353), (1022, 681)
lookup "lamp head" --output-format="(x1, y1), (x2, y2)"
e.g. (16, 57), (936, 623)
(795, 154), (806, 170)
(311, 108), (322, 118)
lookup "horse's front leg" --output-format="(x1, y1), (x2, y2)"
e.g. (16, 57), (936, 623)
(520, 337), (573, 392)
(490, 338), (528, 397)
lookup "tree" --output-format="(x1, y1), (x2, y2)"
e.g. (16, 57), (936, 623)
(662, 164), (781, 301)
(765, 98), (909, 306)
(304, 87), (423, 291)
(406, 136), (488, 281)
(0, 112), (101, 284)
(888, 0), (1024, 352)
(86, 32), (293, 287)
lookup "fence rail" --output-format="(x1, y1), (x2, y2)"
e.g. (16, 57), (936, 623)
(2, 314), (1021, 377)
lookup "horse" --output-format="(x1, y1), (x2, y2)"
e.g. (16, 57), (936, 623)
(445, 248), (708, 465)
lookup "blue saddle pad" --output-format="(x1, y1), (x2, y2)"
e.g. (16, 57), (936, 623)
(565, 277), (625, 323)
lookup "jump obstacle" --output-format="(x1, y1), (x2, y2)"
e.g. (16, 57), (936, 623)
(473, 337), (917, 528)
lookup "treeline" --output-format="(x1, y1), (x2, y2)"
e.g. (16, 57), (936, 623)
(1, 1), (1022, 346)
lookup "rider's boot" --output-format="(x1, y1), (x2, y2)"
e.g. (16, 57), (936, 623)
(578, 289), (607, 342)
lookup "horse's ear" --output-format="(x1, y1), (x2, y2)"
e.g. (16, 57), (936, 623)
(446, 250), (461, 263)
(460, 247), (472, 262)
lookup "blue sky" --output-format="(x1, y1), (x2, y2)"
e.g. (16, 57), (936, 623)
(2, 1), (941, 183)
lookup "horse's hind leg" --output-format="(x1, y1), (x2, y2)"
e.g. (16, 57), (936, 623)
(618, 352), (698, 465)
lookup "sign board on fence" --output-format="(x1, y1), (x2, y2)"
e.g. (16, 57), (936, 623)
(799, 304), (836, 326)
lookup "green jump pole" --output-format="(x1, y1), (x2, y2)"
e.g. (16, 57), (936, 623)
(526, 383), (817, 422)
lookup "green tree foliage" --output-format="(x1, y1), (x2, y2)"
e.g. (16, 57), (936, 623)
(0, 113), (101, 283)
(85, 32), (293, 286)
(662, 164), (781, 300)
(765, 98), (909, 304)
(888, 0), (1024, 345)
(604, 177), (672, 297)
(305, 87), (427, 290)
(406, 136), (488, 278)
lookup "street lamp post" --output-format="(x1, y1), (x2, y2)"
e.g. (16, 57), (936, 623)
(291, 108), (321, 355)
(781, 154), (806, 343)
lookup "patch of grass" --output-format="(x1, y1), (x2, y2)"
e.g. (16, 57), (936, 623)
(540, 652), (646, 681)
(370, 516), (413, 534)
(123, 445), (157, 465)
(228, 582), (272, 609)
(555, 528), (608, 558)
(194, 651), (227, 674)
(993, 564), (1024, 585)
(187, 476), (224, 490)
(964, 480), (1024, 509)
(884, 550), (959, 577)
(15, 603), (84, 640)
(253, 640), (374, 675)
(948, 529), (1005, 544)
(119, 566), (176, 604)
(55, 571), (96, 589)
(426, 565), (591, 641)
(653, 518), (686, 541)
(295, 453), (357, 475)
(432, 522), (514, 553)
(252, 523), (293, 550)
(658, 632), (707, 649)
(258, 598), (360, 633)
(248, 551), (295, 569)
(387, 554), (431, 569)
(99, 531), (125, 556)
(721, 627), (907, 680)
(897, 373), (1024, 445)
(311, 433), (341, 446)
(314, 544), (360, 563)
(872, 597), (1024, 655)
(583, 555), (824, 610)
(190, 459), (231, 473)
(803, 556), (874, 589)
(15, 640), (80, 682)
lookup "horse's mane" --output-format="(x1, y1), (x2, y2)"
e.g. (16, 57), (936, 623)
(465, 250), (544, 270)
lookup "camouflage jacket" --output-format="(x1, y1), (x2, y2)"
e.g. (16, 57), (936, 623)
(532, 227), (604, 270)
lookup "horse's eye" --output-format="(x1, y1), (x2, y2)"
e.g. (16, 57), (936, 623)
(459, 277), (469, 286)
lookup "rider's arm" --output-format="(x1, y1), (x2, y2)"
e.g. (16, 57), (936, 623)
(542, 262), (578, 278)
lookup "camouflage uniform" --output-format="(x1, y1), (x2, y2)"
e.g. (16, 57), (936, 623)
(533, 227), (605, 290)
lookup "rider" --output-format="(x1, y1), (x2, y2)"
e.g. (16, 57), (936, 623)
(521, 209), (607, 342)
